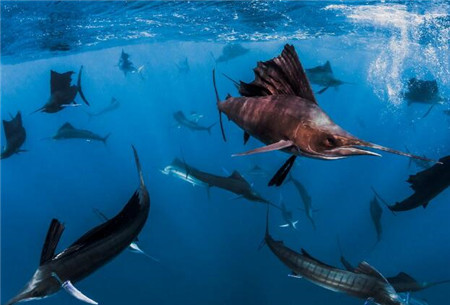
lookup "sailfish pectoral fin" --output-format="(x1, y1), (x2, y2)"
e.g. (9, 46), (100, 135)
(288, 271), (303, 279)
(232, 140), (294, 157)
(62, 281), (98, 305)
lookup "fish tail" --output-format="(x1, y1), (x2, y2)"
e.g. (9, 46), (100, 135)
(131, 145), (145, 187)
(102, 133), (112, 145)
(258, 205), (270, 250)
(77, 66), (90, 106)
(207, 123), (217, 135)
(212, 69), (226, 142)
(31, 106), (45, 114)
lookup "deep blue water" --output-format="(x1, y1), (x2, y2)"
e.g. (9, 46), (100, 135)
(1, 1), (450, 305)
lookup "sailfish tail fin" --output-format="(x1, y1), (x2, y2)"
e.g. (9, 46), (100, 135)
(77, 66), (90, 106)
(132, 145), (145, 188)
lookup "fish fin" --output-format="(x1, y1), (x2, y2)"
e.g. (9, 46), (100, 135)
(279, 224), (290, 228)
(237, 44), (318, 104)
(102, 133), (111, 145)
(354, 261), (389, 284)
(59, 122), (75, 131)
(259, 205), (270, 250)
(50, 70), (74, 94)
(207, 123), (216, 135)
(61, 280), (98, 305)
(323, 61), (332, 73)
(288, 271), (302, 279)
(317, 86), (329, 94)
(222, 73), (240, 90)
(60, 148), (146, 259)
(40, 219), (65, 265)
(31, 106), (46, 114)
(2, 112), (23, 139)
(137, 65), (145, 74)
(77, 66), (90, 106)
(92, 208), (109, 222)
(229, 195), (244, 201)
(232, 140), (294, 157)
(421, 104), (435, 119)
(300, 249), (335, 268)
(132, 145), (145, 188)
(212, 69), (227, 142)
(243, 132), (250, 145)
(221, 167), (231, 176)
(292, 220), (299, 229)
(268, 155), (297, 187)
(229, 170), (247, 182)
(388, 272), (418, 285)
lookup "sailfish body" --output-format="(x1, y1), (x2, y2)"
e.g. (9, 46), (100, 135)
(5, 147), (150, 305)
(214, 44), (436, 186)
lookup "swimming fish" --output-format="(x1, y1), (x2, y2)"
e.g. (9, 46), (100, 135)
(118, 49), (144, 77)
(339, 255), (450, 293)
(161, 158), (271, 205)
(85, 97), (120, 118)
(33, 67), (90, 114)
(176, 57), (190, 74)
(389, 155), (450, 211)
(1, 112), (26, 159)
(287, 174), (316, 230)
(370, 195), (383, 243)
(173, 111), (216, 135)
(263, 208), (405, 305)
(214, 44), (249, 63)
(51, 122), (111, 144)
(4, 146), (150, 305)
(92, 208), (159, 263)
(404, 78), (444, 105)
(214, 44), (434, 187)
(305, 61), (350, 94)
(279, 198), (299, 230)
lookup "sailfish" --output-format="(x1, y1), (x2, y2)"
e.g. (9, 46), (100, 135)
(33, 66), (90, 114)
(213, 44), (437, 186)
(4, 146), (150, 305)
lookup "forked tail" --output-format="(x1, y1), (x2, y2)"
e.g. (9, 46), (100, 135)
(77, 66), (90, 106)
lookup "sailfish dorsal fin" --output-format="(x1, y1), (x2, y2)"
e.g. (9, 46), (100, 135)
(237, 44), (317, 104)
(323, 61), (332, 73)
(60, 122), (75, 131)
(355, 261), (389, 284)
(40, 219), (65, 265)
(229, 170), (246, 181)
(2, 112), (22, 139)
(50, 70), (74, 94)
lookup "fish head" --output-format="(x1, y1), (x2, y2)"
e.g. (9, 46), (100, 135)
(292, 114), (382, 159)
(292, 113), (430, 163)
(5, 268), (60, 305)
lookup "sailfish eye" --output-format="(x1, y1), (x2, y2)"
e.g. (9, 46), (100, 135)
(324, 136), (337, 147)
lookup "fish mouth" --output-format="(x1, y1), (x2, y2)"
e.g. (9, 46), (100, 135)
(324, 145), (382, 158)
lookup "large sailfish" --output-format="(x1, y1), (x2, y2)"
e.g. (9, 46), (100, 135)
(213, 44), (436, 186)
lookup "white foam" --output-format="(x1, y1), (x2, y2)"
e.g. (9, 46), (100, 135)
(325, 3), (449, 106)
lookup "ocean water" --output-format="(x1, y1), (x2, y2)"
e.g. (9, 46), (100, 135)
(1, 1), (449, 305)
